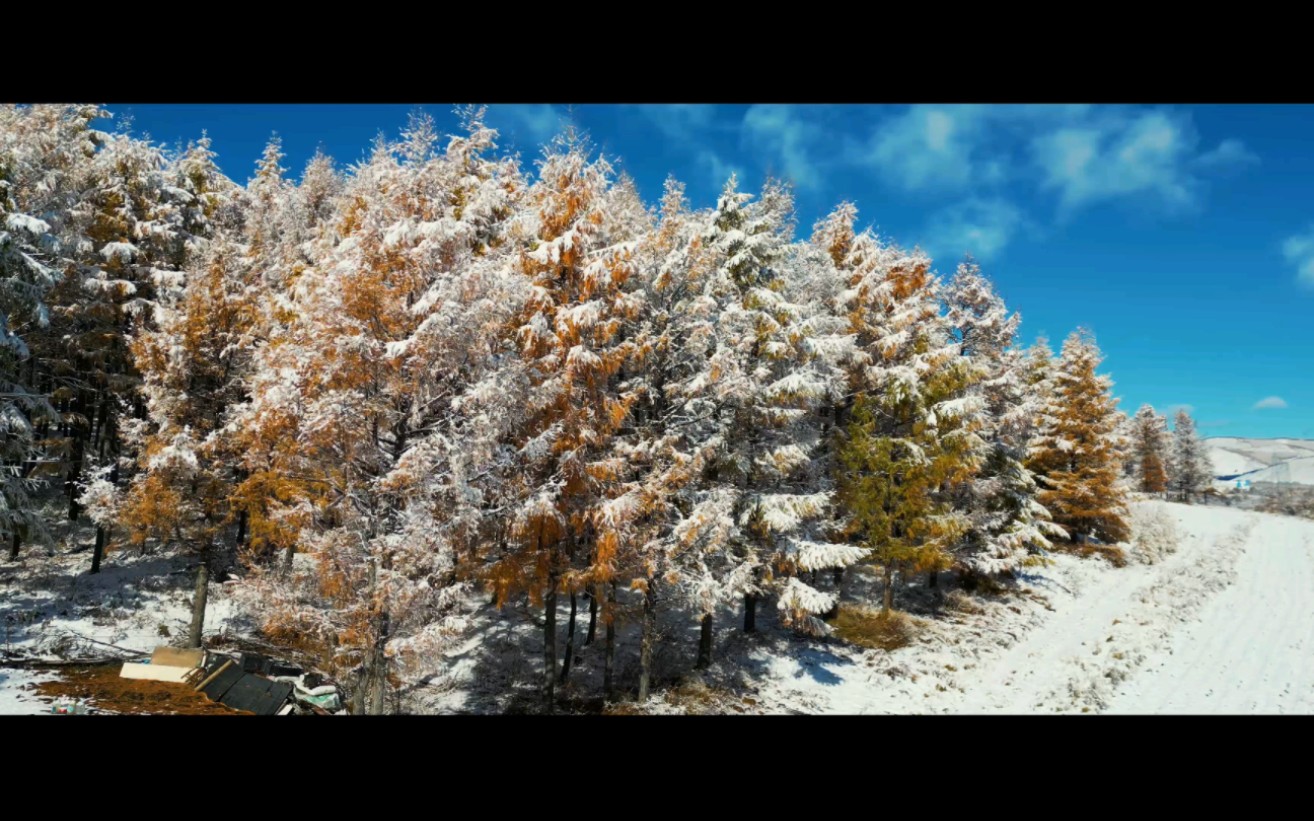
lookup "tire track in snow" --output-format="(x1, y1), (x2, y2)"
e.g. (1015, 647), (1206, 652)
(943, 506), (1256, 713)
(1105, 514), (1314, 713)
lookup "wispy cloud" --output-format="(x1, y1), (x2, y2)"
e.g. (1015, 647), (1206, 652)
(1032, 110), (1201, 214)
(1195, 138), (1260, 171)
(846, 105), (1254, 217)
(635, 104), (718, 142)
(487, 104), (565, 146)
(924, 198), (1025, 261)
(1253, 396), (1289, 410)
(850, 105), (993, 193)
(1282, 225), (1314, 287)
(740, 104), (825, 191)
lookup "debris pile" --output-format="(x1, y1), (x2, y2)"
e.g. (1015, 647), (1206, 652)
(115, 645), (344, 715)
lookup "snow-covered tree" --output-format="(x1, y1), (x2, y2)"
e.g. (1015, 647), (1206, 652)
(1027, 329), (1130, 544)
(945, 260), (1063, 576)
(1131, 404), (1170, 494)
(669, 176), (861, 654)
(235, 111), (527, 713)
(1169, 409), (1213, 503)
(481, 131), (645, 707)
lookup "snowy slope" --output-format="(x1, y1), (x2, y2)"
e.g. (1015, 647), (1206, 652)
(1206, 437), (1314, 481)
(1234, 455), (1314, 486)
(747, 503), (1314, 714)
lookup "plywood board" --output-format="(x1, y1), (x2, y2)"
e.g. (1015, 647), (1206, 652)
(120, 662), (193, 683)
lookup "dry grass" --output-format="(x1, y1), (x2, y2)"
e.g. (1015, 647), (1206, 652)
(830, 606), (918, 651)
(602, 681), (751, 715)
(943, 589), (985, 615)
(1073, 543), (1129, 568)
(32, 665), (250, 715)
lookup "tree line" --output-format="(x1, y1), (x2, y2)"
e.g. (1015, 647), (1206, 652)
(2, 105), (1211, 712)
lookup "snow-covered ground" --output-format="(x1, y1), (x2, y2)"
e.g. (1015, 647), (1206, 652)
(746, 502), (1314, 714)
(0, 668), (57, 715)
(6, 501), (1312, 714)
(1, 544), (247, 714)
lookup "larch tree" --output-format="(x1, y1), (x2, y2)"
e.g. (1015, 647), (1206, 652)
(236, 111), (527, 713)
(1131, 404), (1170, 494)
(1027, 329), (1130, 544)
(483, 131), (645, 708)
(116, 234), (257, 646)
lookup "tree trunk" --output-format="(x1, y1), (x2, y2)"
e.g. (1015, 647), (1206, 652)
(352, 667), (368, 715)
(743, 593), (757, 633)
(559, 592), (578, 685)
(90, 527), (106, 574)
(543, 573), (557, 711)
(882, 563), (894, 614)
(638, 581), (656, 702)
(282, 542), (295, 575)
(583, 589), (598, 646)
(187, 562), (209, 648)
(368, 608), (391, 715)
(8, 532), (19, 561)
(928, 569), (938, 589)
(695, 613), (713, 669)
(603, 582), (616, 700)
(833, 566), (844, 588)
(67, 434), (84, 522)
(235, 509), (248, 551)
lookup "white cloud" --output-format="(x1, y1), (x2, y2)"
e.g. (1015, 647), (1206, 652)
(1032, 110), (1200, 213)
(740, 104), (824, 191)
(1253, 396), (1289, 410)
(488, 104), (564, 146)
(1196, 138), (1260, 171)
(1282, 225), (1314, 287)
(852, 105), (992, 193)
(924, 198), (1024, 261)
(845, 105), (1255, 220)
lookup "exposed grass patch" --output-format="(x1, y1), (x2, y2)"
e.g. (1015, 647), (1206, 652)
(943, 589), (984, 615)
(604, 680), (746, 715)
(831, 606), (918, 652)
(1073, 543), (1129, 568)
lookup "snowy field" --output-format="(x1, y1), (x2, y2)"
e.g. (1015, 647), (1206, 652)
(742, 502), (1314, 714)
(4, 502), (1312, 715)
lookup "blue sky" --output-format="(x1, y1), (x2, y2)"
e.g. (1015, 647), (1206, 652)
(106, 103), (1314, 439)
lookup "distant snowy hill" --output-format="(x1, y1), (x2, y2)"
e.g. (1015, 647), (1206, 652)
(1205, 437), (1314, 485)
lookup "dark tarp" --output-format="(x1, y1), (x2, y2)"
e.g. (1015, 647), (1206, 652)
(219, 674), (294, 715)
(200, 662), (245, 702)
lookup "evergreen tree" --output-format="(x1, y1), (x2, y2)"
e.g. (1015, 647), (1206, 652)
(1027, 329), (1129, 544)
(945, 260), (1063, 575)
(1169, 409), (1213, 503)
